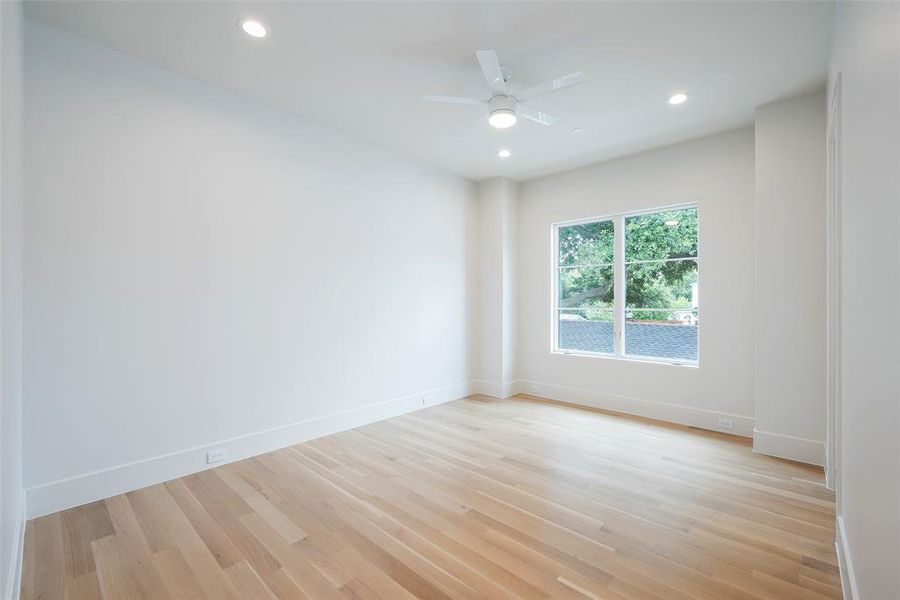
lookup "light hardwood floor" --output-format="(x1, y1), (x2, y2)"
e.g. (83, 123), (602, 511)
(22, 395), (841, 599)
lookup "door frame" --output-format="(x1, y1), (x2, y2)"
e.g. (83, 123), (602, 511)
(825, 74), (843, 499)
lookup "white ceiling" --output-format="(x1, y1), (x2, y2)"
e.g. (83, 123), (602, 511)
(25, 1), (834, 181)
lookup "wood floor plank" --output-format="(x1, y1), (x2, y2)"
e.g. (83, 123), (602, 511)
(163, 478), (244, 570)
(241, 512), (344, 600)
(60, 500), (115, 580)
(91, 535), (157, 600)
(100, 495), (173, 600)
(22, 395), (840, 599)
(224, 561), (280, 600)
(21, 513), (66, 600)
(151, 547), (209, 600)
(127, 484), (242, 600)
(66, 570), (104, 600)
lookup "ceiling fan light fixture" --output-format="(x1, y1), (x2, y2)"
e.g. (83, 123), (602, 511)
(489, 108), (517, 129)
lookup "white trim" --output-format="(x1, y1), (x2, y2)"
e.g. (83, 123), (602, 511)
(559, 306), (698, 312)
(551, 348), (698, 368)
(836, 515), (859, 600)
(825, 73), (843, 493)
(623, 256), (699, 266)
(559, 262), (615, 270)
(3, 490), (25, 600)
(752, 427), (826, 466)
(25, 381), (474, 519)
(552, 200), (700, 228)
(516, 379), (755, 437)
(613, 214), (625, 354)
(550, 221), (563, 355)
(472, 380), (518, 399)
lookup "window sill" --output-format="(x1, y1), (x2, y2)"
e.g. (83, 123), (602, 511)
(551, 349), (699, 368)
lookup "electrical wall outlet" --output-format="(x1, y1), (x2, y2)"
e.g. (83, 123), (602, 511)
(717, 417), (735, 431)
(421, 396), (427, 406)
(528, 384), (541, 393)
(207, 447), (228, 464)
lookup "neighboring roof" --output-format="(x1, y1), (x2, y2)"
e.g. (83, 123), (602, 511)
(559, 321), (697, 362)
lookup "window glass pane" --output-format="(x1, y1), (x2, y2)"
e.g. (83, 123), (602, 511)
(625, 259), (697, 310)
(558, 220), (614, 266)
(624, 257), (698, 362)
(625, 207), (697, 262)
(558, 309), (614, 354)
(559, 265), (614, 308)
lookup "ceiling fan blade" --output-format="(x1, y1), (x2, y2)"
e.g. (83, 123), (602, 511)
(421, 94), (483, 105)
(517, 72), (585, 101)
(475, 50), (509, 95)
(518, 104), (558, 126)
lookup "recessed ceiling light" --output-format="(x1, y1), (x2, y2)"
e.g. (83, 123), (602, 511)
(488, 109), (517, 129)
(498, 149), (511, 159)
(240, 19), (267, 38)
(668, 93), (688, 105)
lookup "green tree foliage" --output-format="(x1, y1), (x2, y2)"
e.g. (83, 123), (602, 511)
(558, 221), (614, 314)
(625, 209), (697, 319)
(558, 208), (698, 321)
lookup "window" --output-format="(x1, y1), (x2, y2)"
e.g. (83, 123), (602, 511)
(553, 204), (698, 364)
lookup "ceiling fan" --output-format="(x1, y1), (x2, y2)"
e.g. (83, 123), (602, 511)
(422, 50), (585, 129)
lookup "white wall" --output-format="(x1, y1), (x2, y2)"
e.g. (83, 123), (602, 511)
(23, 22), (477, 517)
(829, 2), (900, 598)
(475, 177), (517, 398)
(517, 128), (757, 434)
(0, 1), (25, 597)
(753, 91), (826, 465)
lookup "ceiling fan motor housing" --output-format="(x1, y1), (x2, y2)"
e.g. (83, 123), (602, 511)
(489, 95), (517, 115)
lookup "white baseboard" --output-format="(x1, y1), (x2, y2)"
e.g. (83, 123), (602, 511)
(472, 380), (518, 399)
(752, 427), (825, 466)
(26, 381), (474, 519)
(836, 515), (859, 600)
(516, 379), (755, 437)
(4, 490), (25, 600)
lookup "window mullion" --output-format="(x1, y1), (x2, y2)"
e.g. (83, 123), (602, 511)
(614, 215), (626, 355)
